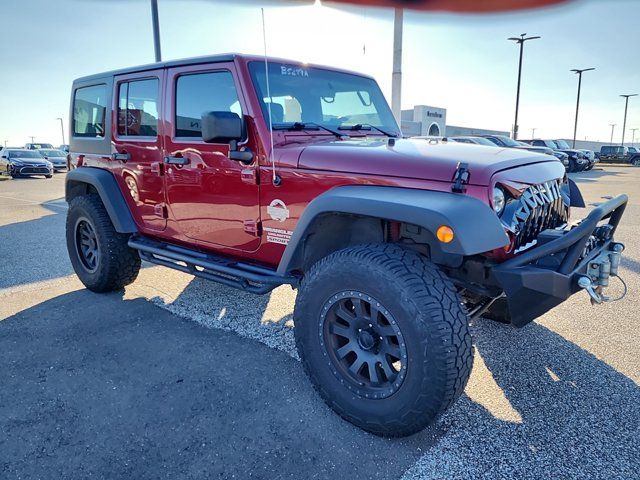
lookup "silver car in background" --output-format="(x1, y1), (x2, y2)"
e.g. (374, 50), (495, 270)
(37, 149), (68, 172)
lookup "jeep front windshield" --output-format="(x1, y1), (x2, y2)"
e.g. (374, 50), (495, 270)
(249, 62), (399, 136)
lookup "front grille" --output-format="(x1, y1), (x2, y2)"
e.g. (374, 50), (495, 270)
(509, 179), (569, 252)
(20, 166), (50, 174)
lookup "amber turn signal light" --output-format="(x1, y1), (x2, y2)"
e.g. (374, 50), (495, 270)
(436, 225), (454, 243)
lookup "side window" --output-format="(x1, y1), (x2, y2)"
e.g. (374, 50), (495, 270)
(73, 84), (107, 138)
(175, 71), (242, 138)
(532, 140), (543, 147)
(117, 78), (159, 137)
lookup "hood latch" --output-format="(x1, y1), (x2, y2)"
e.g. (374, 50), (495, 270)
(451, 162), (470, 193)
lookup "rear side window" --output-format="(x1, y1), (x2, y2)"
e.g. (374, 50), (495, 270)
(117, 78), (159, 137)
(175, 71), (242, 138)
(73, 84), (107, 137)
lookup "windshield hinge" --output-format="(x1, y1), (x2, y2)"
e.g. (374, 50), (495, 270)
(451, 162), (470, 193)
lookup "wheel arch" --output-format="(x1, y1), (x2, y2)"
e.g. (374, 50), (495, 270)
(277, 185), (510, 275)
(65, 167), (138, 234)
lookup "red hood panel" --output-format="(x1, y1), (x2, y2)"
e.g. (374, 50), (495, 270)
(295, 138), (560, 186)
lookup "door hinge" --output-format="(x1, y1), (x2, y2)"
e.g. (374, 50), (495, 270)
(241, 168), (258, 185)
(243, 219), (262, 236)
(154, 203), (168, 218)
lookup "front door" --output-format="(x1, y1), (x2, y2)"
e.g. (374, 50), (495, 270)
(112, 70), (166, 232)
(163, 64), (260, 252)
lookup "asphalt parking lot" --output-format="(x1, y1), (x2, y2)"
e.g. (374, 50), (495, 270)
(1, 168), (638, 479)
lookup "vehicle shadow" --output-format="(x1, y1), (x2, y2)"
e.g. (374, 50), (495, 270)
(404, 319), (640, 478)
(0, 287), (437, 480)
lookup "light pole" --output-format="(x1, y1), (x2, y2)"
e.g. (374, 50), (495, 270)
(609, 124), (616, 144)
(150, 0), (162, 62)
(620, 94), (638, 146)
(391, 8), (403, 125)
(56, 117), (65, 146)
(29, 136), (35, 143)
(508, 33), (541, 140)
(531, 127), (537, 138)
(570, 67), (595, 148)
(631, 128), (638, 147)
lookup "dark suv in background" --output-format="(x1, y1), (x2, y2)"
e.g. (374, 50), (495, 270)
(523, 139), (588, 172)
(599, 146), (640, 165)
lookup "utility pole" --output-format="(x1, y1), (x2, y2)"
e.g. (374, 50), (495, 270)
(150, 0), (162, 62)
(531, 127), (536, 138)
(631, 128), (638, 147)
(391, 8), (403, 125)
(570, 68), (595, 148)
(29, 136), (35, 143)
(609, 124), (616, 144)
(620, 94), (638, 146)
(508, 33), (541, 140)
(56, 117), (65, 146)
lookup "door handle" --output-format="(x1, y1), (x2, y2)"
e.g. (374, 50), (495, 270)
(112, 152), (130, 162)
(164, 156), (189, 165)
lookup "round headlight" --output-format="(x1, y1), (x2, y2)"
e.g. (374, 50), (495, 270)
(492, 186), (506, 214)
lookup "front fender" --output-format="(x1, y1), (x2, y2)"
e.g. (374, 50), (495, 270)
(276, 185), (509, 275)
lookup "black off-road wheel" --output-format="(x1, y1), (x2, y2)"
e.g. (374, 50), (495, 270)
(66, 194), (141, 292)
(294, 244), (473, 437)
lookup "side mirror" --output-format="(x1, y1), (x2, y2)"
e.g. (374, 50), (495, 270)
(201, 111), (243, 145)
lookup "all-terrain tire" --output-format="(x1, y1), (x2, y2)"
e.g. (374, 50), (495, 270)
(294, 243), (473, 437)
(66, 194), (141, 292)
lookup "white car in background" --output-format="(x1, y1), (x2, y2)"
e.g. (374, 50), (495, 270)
(37, 149), (68, 172)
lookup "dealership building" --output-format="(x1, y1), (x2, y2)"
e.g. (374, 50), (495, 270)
(401, 105), (509, 138)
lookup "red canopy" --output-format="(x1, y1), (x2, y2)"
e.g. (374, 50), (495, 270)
(326, 0), (568, 12)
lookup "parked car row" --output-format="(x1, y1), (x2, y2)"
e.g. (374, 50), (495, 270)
(422, 134), (595, 172)
(0, 144), (69, 179)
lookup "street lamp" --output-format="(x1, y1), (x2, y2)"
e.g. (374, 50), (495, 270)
(620, 94), (638, 146)
(150, 0), (162, 62)
(531, 127), (537, 138)
(508, 33), (541, 140)
(631, 128), (638, 147)
(570, 67), (595, 148)
(609, 124), (616, 144)
(56, 117), (65, 146)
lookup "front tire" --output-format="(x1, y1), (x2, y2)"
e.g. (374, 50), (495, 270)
(66, 194), (141, 292)
(294, 244), (473, 437)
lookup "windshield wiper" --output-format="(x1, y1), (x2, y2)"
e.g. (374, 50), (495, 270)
(274, 122), (346, 139)
(338, 123), (399, 138)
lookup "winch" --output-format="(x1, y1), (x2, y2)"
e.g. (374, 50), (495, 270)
(577, 242), (626, 304)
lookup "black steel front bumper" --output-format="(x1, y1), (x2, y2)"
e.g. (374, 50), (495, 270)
(492, 194), (628, 327)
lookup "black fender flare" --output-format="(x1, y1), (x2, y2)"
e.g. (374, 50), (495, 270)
(65, 167), (138, 233)
(276, 185), (509, 275)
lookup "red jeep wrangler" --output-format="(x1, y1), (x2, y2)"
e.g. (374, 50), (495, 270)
(65, 54), (627, 437)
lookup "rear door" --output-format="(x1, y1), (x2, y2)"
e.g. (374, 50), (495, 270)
(112, 70), (166, 232)
(162, 63), (261, 252)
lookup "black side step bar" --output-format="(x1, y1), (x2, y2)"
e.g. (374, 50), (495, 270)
(128, 236), (299, 294)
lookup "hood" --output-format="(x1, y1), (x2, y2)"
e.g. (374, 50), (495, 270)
(11, 158), (50, 165)
(295, 138), (559, 186)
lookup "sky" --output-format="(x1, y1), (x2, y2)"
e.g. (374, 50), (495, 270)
(1, 0), (639, 146)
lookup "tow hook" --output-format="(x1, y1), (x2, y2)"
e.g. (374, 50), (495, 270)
(577, 242), (626, 304)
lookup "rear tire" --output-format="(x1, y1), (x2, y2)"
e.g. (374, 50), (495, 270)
(294, 244), (473, 437)
(66, 194), (141, 292)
